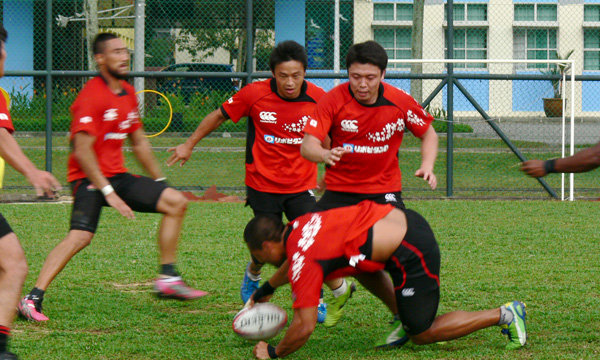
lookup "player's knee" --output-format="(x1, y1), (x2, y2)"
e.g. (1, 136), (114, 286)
(67, 231), (94, 249)
(408, 326), (435, 345)
(160, 189), (188, 216)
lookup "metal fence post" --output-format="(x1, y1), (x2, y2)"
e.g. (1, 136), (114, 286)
(245, 0), (254, 84)
(45, 0), (53, 173)
(446, 0), (454, 197)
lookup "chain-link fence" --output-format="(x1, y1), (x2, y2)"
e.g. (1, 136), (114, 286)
(1, 0), (599, 200)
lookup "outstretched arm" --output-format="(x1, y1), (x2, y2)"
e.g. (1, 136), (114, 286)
(167, 108), (227, 166)
(521, 141), (600, 177)
(253, 307), (318, 359)
(415, 126), (438, 189)
(0, 128), (61, 197)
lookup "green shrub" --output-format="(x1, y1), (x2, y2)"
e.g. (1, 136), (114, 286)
(425, 105), (473, 133)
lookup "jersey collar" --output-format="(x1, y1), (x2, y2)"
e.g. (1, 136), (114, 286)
(98, 75), (129, 97)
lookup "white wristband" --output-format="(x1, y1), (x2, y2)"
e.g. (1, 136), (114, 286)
(101, 185), (115, 196)
(155, 177), (167, 182)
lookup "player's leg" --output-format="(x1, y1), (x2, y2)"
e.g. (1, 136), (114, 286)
(0, 216), (27, 358)
(20, 179), (102, 322)
(117, 174), (206, 300)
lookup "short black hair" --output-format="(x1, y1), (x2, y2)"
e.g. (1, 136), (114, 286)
(244, 215), (285, 251)
(93, 32), (119, 55)
(0, 24), (7, 44)
(346, 40), (388, 71)
(269, 40), (308, 71)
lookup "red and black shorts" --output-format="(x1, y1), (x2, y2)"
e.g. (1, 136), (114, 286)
(385, 208), (440, 335)
(0, 213), (14, 238)
(69, 173), (168, 233)
(246, 186), (316, 222)
(314, 190), (406, 212)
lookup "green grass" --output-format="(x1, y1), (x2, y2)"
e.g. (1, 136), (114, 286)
(3, 200), (599, 359)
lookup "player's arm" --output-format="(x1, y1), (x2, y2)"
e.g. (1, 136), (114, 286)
(415, 126), (439, 190)
(301, 134), (345, 166)
(521, 141), (600, 177)
(72, 132), (134, 219)
(129, 127), (164, 180)
(166, 108), (227, 166)
(250, 259), (291, 304)
(0, 128), (61, 197)
(254, 307), (318, 359)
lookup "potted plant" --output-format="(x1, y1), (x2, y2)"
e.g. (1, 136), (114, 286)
(541, 49), (573, 118)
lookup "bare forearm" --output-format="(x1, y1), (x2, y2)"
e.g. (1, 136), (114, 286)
(268, 260), (290, 288)
(132, 142), (163, 179)
(555, 143), (600, 173)
(0, 129), (39, 178)
(301, 136), (327, 163)
(274, 316), (314, 357)
(74, 146), (110, 188)
(419, 127), (438, 170)
(184, 109), (227, 148)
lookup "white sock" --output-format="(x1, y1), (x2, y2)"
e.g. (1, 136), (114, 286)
(331, 279), (348, 298)
(246, 264), (261, 281)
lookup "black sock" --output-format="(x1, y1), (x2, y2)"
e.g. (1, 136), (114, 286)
(29, 287), (45, 300)
(160, 263), (179, 277)
(0, 325), (9, 353)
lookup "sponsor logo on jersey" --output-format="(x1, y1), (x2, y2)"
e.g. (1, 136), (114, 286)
(0, 113), (9, 121)
(264, 134), (302, 145)
(309, 119), (318, 127)
(349, 254), (366, 267)
(227, 97), (233, 104)
(401, 288), (415, 297)
(406, 110), (426, 126)
(340, 119), (358, 132)
(367, 118), (405, 142)
(283, 115), (311, 132)
(104, 132), (128, 140)
(342, 143), (389, 154)
(103, 108), (118, 121)
(259, 111), (277, 123)
(79, 116), (92, 124)
(385, 193), (397, 203)
(119, 119), (133, 130)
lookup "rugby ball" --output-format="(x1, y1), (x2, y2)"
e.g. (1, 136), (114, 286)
(232, 303), (288, 341)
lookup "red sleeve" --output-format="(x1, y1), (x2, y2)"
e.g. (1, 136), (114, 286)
(0, 93), (14, 133)
(403, 94), (434, 138)
(220, 84), (256, 123)
(289, 252), (323, 309)
(70, 88), (101, 137)
(303, 91), (335, 143)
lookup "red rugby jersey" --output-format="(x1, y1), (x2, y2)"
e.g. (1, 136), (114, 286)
(286, 201), (394, 308)
(0, 90), (14, 133)
(67, 77), (141, 182)
(304, 82), (434, 193)
(221, 79), (325, 193)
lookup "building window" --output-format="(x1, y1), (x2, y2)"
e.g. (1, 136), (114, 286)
(374, 28), (412, 69)
(513, 29), (557, 70)
(584, 5), (600, 22)
(373, 2), (413, 22)
(445, 3), (488, 21)
(446, 28), (488, 69)
(514, 3), (557, 22)
(584, 29), (600, 71)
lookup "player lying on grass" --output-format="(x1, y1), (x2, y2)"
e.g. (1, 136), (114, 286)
(18, 33), (206, 323)
(521, 141), (600, 177)
(244, 201), (527, 359)
(0, 24), (61, 360)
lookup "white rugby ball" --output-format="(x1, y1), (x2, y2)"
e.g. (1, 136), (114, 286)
(232, 303), (288, 341)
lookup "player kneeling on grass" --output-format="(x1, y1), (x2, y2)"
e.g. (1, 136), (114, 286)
(244, 201), (527, 359)
(17, 33), (206, 323)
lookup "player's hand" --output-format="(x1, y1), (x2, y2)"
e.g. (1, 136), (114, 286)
(415, 167), (437, 190)
(166, 144), (193, 167)
(249, 281), (275, 306)
(520, 160), (546, 177)
(322, 146), (346, 166)
(253, 341), (270, 359)
(27, 169), (62, 198)
(104, 192), (135, 219)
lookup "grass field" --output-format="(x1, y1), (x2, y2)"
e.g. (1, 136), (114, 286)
(2, 200), (599, 359)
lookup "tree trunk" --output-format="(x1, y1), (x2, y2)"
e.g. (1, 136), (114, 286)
(411, 1), (424, 103)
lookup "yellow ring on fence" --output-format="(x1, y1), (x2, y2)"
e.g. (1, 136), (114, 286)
(136, 90), (173, 138)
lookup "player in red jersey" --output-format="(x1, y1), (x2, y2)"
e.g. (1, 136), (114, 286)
(167, 41), (349, 320)
(18, 33), (206, 323)
(300, 40), (439, 328)
(0, 25), (61, 360)
(244, 201), (528, 359)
